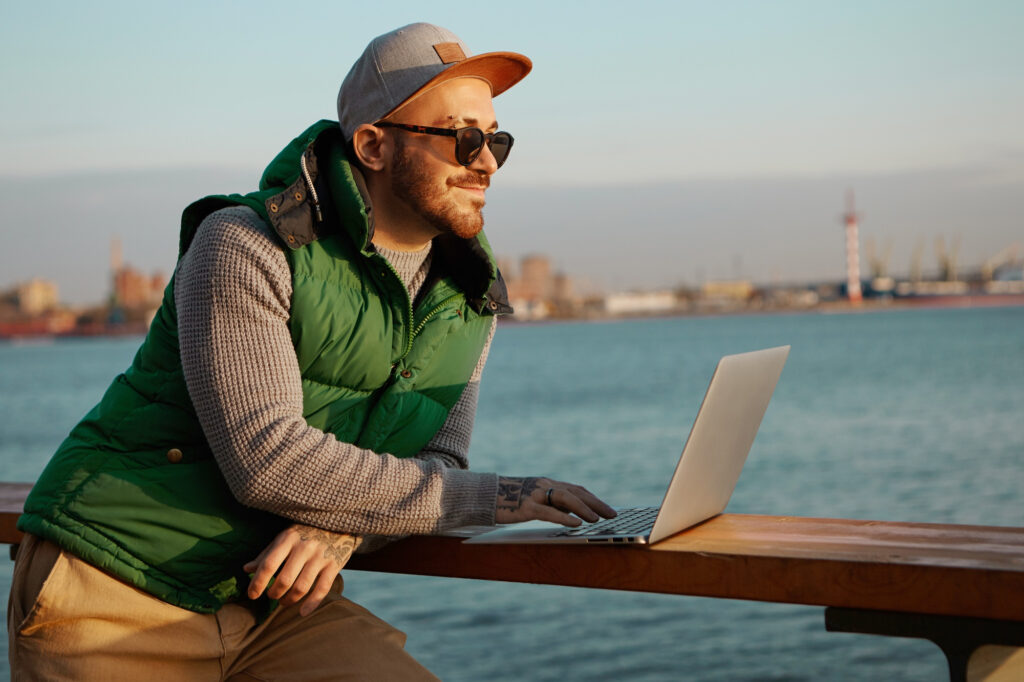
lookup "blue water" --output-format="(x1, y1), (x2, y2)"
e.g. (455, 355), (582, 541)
(1, 306), (1022, 680)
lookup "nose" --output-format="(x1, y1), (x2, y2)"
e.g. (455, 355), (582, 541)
(469, 140), (499, 175)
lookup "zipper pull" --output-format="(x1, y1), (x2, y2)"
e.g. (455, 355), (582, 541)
(299, 151), (323, 224)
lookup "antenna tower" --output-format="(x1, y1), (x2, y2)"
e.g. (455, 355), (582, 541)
(842, 191), (862, 303)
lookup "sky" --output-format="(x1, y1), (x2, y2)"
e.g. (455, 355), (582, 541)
(1, 0), (1022, 303)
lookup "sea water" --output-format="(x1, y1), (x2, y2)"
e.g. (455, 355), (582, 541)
(1, 306), (1021, 680)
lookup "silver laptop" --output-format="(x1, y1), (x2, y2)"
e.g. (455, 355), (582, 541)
(463, 345), (790, 545)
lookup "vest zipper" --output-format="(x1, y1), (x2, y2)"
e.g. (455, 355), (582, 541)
(397, 293), (463, 366)
(378, 258), (416, 372)
(379, 256), (462, 369)
(410, 294), (463, 340)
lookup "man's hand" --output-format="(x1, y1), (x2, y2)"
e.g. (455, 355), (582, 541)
(243, 524), (362, 616)
(495, 476), (617, 526)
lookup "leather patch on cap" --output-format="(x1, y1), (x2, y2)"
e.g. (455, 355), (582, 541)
(434, 42), (466, 64)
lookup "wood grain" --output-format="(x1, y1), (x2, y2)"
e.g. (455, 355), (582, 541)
(348, 515), (1024, 622)
(2, 482), (1021, 622)
(0, 482), (31, 546)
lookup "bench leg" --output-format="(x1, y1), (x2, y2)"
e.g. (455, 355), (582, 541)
(824, 607), (1024, 682)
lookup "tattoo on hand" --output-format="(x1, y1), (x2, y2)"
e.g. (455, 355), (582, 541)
(296, 526), (358, 564)
(497, 477), (541, 511)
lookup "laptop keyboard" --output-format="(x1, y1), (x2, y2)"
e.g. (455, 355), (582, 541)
(555, 507), (659, 537)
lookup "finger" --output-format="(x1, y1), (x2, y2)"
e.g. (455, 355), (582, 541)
(247, 542), (293, 599)
(549, 489), (601, 523)
(527, 500), (583, 527)
(267, 550), (312, 601)
(299, 568), (338, 617)
(566, 485), (618, 519)
(279, 561), (321, 607)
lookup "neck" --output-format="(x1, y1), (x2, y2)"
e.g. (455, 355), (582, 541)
(371, 221), (438, 251)
(365, 176), (439, 252)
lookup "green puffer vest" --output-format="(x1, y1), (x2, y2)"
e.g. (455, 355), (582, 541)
(19, 120), (511, 613)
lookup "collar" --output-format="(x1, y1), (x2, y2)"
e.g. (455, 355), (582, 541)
(262, 122), (511, 315)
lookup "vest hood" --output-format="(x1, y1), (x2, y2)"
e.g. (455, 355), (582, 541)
(180, 121), (511, 314)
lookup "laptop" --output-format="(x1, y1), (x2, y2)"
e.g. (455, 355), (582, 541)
(463, 345), (790, 545)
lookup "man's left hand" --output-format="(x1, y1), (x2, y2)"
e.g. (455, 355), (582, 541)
(243, 524), (362, 616)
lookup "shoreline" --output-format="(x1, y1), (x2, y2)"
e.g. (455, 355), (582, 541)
(500, 293), (1024, 326)
(2, 294), (1023, 341)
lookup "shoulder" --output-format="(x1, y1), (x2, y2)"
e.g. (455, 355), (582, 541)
(192, 206), (283, 255)
(178, 205), (293, 303)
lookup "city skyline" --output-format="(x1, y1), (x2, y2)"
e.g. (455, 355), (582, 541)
(1, 164), (1019, 306)
(2, 1), (1022, 303)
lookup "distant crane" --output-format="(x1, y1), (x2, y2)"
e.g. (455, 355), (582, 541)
(910, 238), (926, 283)
(864, 236), (894, 279)
(981, 243), (1021, 281)
(841, 190), (862, 303)
(935, 236), (961, 282)
(110, 236), (123, 308)
(864, 236), (894, 294)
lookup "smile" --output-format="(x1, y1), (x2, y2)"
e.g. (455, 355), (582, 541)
(454, 185), (487, 198)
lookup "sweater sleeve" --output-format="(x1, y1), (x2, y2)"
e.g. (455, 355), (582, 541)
(174, 206), (498, 535)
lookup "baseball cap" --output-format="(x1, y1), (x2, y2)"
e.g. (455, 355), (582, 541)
(337, 23), (532, 141)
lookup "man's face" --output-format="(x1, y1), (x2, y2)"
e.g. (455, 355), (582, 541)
(383, 78), (500, 240)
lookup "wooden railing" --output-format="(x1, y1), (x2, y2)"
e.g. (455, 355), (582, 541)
(3, 482), (1021, 680)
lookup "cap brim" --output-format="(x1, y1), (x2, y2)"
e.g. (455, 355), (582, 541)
(380, 51), (532, 120)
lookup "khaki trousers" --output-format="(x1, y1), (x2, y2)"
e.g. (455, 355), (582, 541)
(7, 534), (439, 681)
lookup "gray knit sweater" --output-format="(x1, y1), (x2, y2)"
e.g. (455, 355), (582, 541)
(174, 206), (499, 537)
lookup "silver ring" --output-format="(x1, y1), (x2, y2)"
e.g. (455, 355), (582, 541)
(545, 488), (555, 506)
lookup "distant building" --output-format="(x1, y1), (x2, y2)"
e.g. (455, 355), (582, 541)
(603, 291), (677, 315)
(692, 280), (757, 312)
(0, 279), (75, 337)
(552, 273), (573, 302)
(113, 266), (167, 309)
(700, 280), (754, 301)
(765, 287), (819, 309)
(517, 254), (553, 301)
(504, 254), (565, 320)
(895, 280), (969, 297)
(110, 236), (167, 314)
(984, 279), (1024, 294)
(12, 279), (59, 315)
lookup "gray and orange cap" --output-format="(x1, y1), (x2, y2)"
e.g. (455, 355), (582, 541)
(337, 23), (532, 141)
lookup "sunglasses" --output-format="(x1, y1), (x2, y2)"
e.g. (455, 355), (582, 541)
(374, 122), (514, 169)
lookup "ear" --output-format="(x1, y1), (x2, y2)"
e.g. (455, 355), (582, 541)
(352, 124), (389, 172)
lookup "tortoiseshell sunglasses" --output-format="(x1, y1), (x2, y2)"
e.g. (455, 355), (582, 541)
(375, 122), (514, 168)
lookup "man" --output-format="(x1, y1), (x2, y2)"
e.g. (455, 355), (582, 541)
(8, 22), (615, 680)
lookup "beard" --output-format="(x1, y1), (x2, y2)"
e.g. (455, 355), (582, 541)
(389, 138), (489, 239)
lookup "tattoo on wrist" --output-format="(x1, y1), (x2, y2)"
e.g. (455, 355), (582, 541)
(296, 526), (359, 564)
(497, 477), (541, 511)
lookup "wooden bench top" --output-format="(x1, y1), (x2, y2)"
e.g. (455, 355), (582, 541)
(0, 482), (31, 548)
(4, 482), (1022, 622)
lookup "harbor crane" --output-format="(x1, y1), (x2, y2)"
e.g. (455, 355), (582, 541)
(864, 237), (891, 279)
(935, 236), (961, 283)
(864, 236), (894, 294)
(909, 238), (925, 283)
(981, 243), (1021, 281)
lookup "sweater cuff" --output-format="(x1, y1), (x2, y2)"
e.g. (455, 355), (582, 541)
(438, 469), (499, 529)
